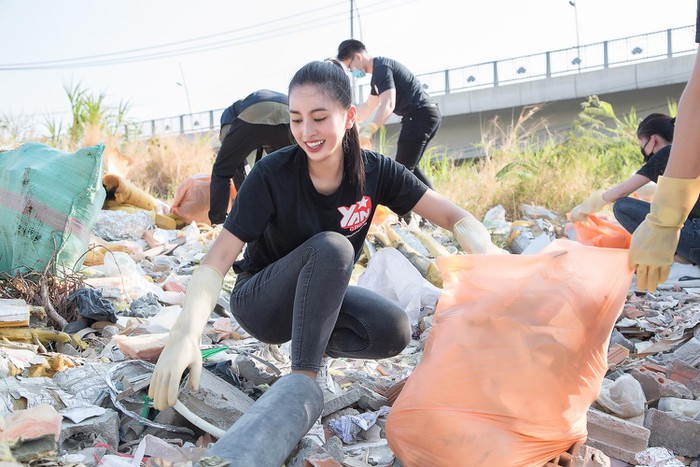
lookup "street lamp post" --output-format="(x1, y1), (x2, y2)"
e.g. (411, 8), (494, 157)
(569, 0), (581, 70)
(176, 62), (193, 118)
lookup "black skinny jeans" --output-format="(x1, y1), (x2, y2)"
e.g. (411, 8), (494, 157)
(396, 104), (442, 189)
(209, 120), (291, 224)
(230, 232), (412, 372)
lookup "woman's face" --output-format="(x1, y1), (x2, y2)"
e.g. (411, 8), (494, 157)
(289, 84), (355, 165)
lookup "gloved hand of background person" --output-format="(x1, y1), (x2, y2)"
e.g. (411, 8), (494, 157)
(148, 265), (223, 410)
(453, 212), (507, 254)
(359, 122), (379, 150)
(630, 176), (700, 292)
(570, 190), (608, 222)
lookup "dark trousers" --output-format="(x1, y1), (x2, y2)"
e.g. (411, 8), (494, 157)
(209, 120), (291, 224)
(613, 196), (700, 264)
(396, 105), (442, 189)
(230, 232), (412, 372)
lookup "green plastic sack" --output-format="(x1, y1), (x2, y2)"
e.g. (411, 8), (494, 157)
(0, 142), (106, 274)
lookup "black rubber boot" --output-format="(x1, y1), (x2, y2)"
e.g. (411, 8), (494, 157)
(200, 372), (323, 467)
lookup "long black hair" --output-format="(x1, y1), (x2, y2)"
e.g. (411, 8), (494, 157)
(288, 59), (365, 192)
(637, 113), (676, 142)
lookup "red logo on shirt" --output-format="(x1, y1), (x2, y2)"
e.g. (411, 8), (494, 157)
(338, 196), (372, 232)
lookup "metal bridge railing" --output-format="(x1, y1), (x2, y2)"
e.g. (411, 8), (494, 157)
(135, 25), (695, 138)
(358, 24), (696, 101)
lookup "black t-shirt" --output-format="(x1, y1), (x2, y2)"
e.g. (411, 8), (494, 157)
(636, 144), (700, 218)
(370, 57), (434, 117)
(223, 145), (428, 274)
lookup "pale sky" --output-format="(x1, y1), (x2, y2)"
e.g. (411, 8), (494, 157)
(0, 0), (696, 131)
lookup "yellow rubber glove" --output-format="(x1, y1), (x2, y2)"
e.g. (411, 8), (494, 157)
(359, 122), (379, 149)
(570, 190), (608, 222)
(629, 175), (700, 292)
(148, 264), (223, 410)
(453, 212), (507, 254)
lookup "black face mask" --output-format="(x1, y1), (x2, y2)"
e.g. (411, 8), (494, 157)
(640, 139), (654, 161)
(640, 146), (654, 161)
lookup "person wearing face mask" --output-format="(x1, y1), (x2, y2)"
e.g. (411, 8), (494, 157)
(629, 0), (700, 292)
(337, 39), (441, 193)
(571, 112), (700, 289)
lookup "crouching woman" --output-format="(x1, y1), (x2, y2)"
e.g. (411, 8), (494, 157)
(149, 59), (501, 466)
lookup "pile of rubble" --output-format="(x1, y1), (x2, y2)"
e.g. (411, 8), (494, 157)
(0, 196), (698, 467)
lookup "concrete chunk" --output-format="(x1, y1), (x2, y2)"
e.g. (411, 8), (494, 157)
(572, 445), (611, 467)
(287, 437), (345, 467)
(672, 337), (700, 367)
(585, 408), (650, 464)
(644, 408), (700, 458)
(59, 409), (119, 452)
(178, 368), (255, 432)
(322, 388), (362, 417)
(357, 385), (389, 411)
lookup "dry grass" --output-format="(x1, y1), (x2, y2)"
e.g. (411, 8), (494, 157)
(5, 94), (645, 221)
(79, 123), (219, 203)
(433, 154), (600, 222)
(423, 99), (641, 221)
(96, 97), (637, 221)
(119, 132), (218, 202)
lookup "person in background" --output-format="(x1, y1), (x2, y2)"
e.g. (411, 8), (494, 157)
(629, 0), (700, 292)
(209, 89), (292, 225)
(337, 39), (441, 191)
(571, 113), (700, 289)
(150, 59), (501, 465)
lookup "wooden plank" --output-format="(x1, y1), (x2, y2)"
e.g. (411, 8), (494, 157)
(0, 299), (29, 328)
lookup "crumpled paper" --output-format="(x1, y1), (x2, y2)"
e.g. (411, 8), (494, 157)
(328, 406), (390, 444)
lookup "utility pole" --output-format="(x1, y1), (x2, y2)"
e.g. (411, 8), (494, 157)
(350, 0), (355, 38)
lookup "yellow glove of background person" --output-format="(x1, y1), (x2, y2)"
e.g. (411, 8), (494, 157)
(453, 212), (507, 254)
(629, 176), (700, 292)
(148, 265), (223, 410)
(570, 190), (608, 222)
(359, 122), (379, 149)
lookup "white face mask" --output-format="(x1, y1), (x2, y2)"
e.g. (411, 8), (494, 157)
(351, 67), (366, 79)
(350, 56), (365, 79)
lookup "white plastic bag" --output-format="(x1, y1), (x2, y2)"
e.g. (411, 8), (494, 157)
(482, 204), (510, 235)
(357, 248), (440, 325)
(595, 374), (646, 419)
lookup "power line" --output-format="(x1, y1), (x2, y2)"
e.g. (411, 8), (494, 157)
(0, 0), (418, 71)
(0, 0), (347, 68)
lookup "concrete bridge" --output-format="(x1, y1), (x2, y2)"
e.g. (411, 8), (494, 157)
(136, 25), (697, 160)
(375, 26), (696, 159)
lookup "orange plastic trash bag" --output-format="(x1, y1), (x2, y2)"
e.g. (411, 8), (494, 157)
(170, 174), (236, 225)
(386, 239), (633, 467)
(571, 214), (631, 249)
(371, 204), (393, 226)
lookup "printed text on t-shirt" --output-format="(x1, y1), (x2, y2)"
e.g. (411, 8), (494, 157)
(338, 196), (372, 232)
